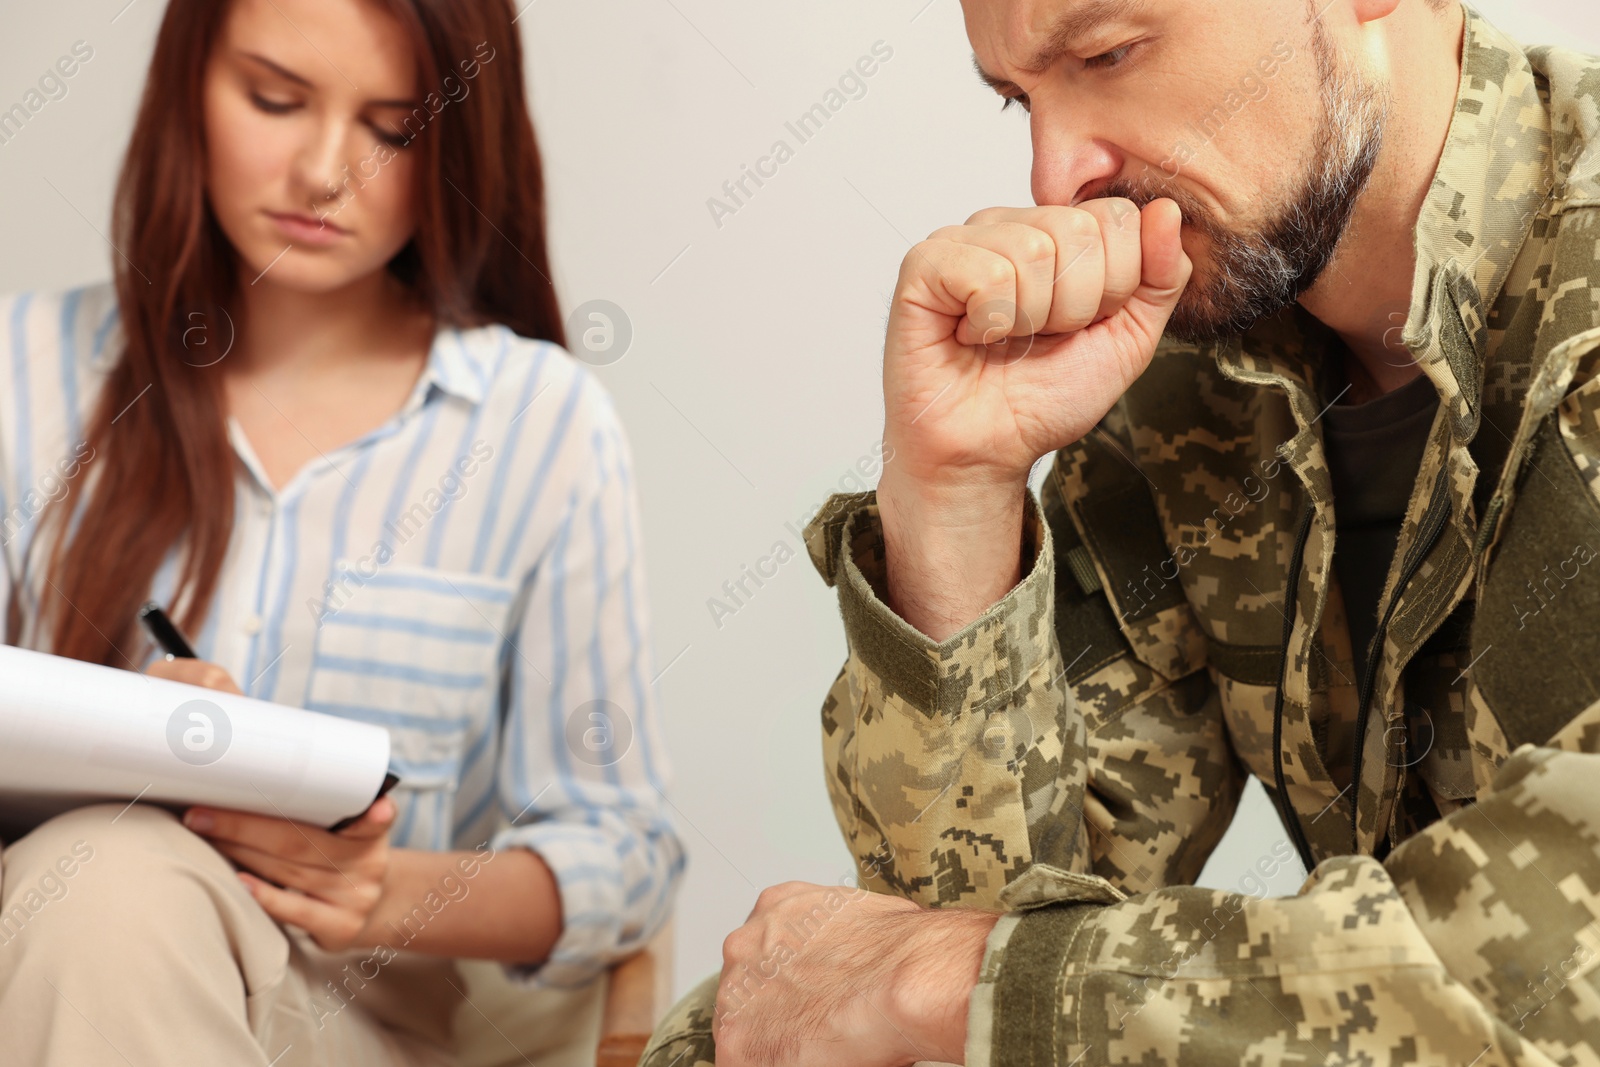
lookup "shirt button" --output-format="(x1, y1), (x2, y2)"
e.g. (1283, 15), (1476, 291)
(242, 614), (263, 635)
(258, 499), (274, 519)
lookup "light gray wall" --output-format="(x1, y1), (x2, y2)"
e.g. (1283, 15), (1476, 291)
(2, 0), (1595, 996)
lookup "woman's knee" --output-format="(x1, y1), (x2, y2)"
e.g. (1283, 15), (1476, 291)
(1, 802), (255, 948)
(7, 802), (203, 881)
(0, 805), (291, 1041)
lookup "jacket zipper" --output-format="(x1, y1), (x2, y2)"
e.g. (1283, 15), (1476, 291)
(1346, 465), (1453, 855)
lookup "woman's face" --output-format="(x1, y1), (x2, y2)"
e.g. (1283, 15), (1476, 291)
(202, 0), (423, 294)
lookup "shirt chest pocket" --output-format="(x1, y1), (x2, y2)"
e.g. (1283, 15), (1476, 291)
(307, 565), (519, 789)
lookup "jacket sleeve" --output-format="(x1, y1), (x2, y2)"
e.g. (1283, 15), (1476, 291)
(963, 708), (1600, 1067)
(803, 449), (1243, 911)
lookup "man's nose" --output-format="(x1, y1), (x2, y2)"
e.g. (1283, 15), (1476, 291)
(1030, 115), (1124, 206)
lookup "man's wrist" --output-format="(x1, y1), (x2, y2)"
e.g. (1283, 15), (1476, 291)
(884, 907), (1003, 1063)
(876, 460), (1030, 525)
(877, 467), (1030, 642)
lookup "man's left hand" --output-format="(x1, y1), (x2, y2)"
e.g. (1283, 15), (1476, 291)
(713, 880), (1000, 1067)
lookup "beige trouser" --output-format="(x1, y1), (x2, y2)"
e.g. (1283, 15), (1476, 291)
(0, 802), (601, 1067)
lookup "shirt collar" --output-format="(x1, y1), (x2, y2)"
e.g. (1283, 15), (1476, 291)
(227, 323), (496, 501)
(415, 323), (491, 407)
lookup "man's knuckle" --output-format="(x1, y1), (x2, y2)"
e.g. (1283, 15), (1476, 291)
(754, 883), (792, 911)
(1012, 228), (1055, 266)
(901, 240), (942, 278)
(722, 927), (753, 962)
(977, 257), (1015, 293)
(1059, 207), (1102, 243)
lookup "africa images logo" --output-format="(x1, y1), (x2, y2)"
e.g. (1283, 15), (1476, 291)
(565, 699), (633, 768)
(166, 699), (233, 767)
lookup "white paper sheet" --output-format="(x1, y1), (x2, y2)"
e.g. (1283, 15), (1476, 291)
(0, 645), (392, 837)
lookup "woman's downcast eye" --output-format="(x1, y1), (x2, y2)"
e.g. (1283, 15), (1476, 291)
(248, 89), (412, 149)
(249, 91), (298, 114)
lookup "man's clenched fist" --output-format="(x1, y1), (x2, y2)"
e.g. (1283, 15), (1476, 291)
(883, 197), (1190, 491)
(874, 197), (1190, 641)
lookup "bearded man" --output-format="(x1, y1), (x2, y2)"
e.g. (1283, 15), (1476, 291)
(645, 1), (1600, 1063)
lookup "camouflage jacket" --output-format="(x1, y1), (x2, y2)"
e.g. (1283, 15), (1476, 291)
(799, 8), (1600, 1066)
(638, 7), (1600, 1067)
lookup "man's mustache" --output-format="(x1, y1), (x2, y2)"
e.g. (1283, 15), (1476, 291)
(1097, 177), (1208, 231)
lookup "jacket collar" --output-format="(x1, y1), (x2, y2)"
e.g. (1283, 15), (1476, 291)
(1212, 4), (1551, 442)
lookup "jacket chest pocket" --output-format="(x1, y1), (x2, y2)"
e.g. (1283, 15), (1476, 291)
(307, 564), (519, 789)
(1471, 416), (1600, 749)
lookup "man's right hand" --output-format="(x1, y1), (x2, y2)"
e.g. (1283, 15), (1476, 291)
(876, 197), (1191, 640)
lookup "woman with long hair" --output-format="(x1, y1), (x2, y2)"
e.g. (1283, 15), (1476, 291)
(0, 0), (681, 1062)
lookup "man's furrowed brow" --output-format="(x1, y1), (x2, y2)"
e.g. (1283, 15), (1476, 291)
(973, 0), (1149, 90)
(974, 55), (1016, 92)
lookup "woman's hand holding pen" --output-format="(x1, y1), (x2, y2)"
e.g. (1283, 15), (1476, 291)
(145, 656), (244, 695)
(146, 657), (398, 952)
(142, 656), (561, 964)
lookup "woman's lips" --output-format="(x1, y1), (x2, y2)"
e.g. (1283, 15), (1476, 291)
(267, 211), (348, 246)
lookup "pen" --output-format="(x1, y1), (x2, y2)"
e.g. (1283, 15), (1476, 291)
(138, 600), (198, 660)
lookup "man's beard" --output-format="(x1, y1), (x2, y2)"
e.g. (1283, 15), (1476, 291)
(1102, 17), (1390, 343)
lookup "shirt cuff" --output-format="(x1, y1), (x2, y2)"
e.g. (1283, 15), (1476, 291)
(489, 821), (628, 989)
(803, 487), (1056, 715)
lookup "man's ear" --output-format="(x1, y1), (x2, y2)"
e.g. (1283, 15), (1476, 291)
(1349, 0), (1403, 23)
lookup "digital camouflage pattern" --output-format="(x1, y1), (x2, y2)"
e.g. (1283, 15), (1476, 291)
(640, 6), (1600, 1064)
(642, 974), (720, 1067)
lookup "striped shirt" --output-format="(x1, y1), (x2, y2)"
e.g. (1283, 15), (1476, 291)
(0, 281), (683, 988)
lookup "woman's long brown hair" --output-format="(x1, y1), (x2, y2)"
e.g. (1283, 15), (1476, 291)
(9, 0), (565, 667)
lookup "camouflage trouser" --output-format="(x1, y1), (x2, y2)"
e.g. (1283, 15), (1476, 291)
(638, 974), (719, 1066)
